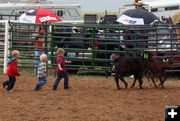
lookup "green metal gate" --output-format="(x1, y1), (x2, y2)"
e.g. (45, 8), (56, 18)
(9, 22), (131, 73)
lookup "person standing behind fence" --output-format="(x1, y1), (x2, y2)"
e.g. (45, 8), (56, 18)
(2, 50), (20, 92)
(52, 48), (71, 90)
(110, 48), (119, 61)
(34, 25), (46, 74)
(34, 54), (48, 91)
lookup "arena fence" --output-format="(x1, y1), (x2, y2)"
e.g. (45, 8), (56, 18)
(4, 22), (180, 74)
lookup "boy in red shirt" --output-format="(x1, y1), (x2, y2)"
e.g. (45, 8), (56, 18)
(2, 50), (20, 92)
(53, 48), (71, 90)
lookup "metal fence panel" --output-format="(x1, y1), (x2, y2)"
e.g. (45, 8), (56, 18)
(8, 22), (180, 73)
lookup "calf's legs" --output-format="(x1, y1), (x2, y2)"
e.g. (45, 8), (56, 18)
(138, 76), (143, 89)
(115, 75), (120, 90)
(115, 75), (128, 90)
(119, 76), (128, 88)
(131, 75), (137, 88)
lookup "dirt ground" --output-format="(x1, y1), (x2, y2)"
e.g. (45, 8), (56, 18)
(0, 74), (180, 121)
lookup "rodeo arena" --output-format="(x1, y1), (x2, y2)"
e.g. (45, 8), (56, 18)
(1, 0), (180, 120)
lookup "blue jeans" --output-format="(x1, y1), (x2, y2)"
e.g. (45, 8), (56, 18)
(34, 77), (47, 90)
(3, 76), (16, 91)
(34, 50), (45, 74)
(53, 72), (69, 90)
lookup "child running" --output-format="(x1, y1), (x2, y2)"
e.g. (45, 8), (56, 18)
(53, 48), (71, 90)
(34, 54), (48, 91)
(2, 50), (20, 92)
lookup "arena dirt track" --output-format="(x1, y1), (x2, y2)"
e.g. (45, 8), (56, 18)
(0, 75), (180, 121)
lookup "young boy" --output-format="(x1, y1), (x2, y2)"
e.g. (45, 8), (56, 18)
(34, 54), (48, 91)
(2, 50), (20, 92)
(53, 48), (71, 90)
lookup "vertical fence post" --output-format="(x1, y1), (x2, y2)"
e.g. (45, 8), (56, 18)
(50, 25), (54, 66)
(133, 29), (137, 57)
(45, 24), (48, 55)
(91, 27), (96, 66)
(3, 20), (9, 74)
(9, 22), (13, 57)
(170, 26), (173, 59)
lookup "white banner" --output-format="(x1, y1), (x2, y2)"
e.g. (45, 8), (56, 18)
(19, 13), (36, 23)
(116, 14), (144, 25)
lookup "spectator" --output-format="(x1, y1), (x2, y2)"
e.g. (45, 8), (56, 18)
(34, 25), (49, 74)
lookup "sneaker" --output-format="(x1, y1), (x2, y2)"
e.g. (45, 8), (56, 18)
(64, 87), (70, 90)
(34, 88), (40, 91)
(2, 82), (6, 89)
(52, 87), (57, 90)
(34, 84), (42, 91)
(38, 84), (42, 90)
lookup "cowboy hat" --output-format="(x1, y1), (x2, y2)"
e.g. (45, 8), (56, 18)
(135, 1), (145, 5)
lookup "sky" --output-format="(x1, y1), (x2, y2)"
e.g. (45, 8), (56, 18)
(75, 0), (152, 12)
(51, 0), (152, 12)
(79, 0), (134, 11)
(1, 0), (152, 11)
